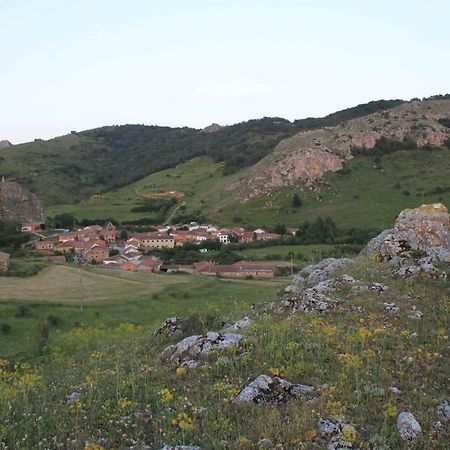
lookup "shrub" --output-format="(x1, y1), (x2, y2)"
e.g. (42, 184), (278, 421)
(0, 323), (11, 334)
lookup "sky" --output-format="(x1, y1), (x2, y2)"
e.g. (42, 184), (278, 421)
(1, 0), (449, 144)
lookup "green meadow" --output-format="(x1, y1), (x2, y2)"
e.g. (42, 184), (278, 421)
(0, 264), (286, 357)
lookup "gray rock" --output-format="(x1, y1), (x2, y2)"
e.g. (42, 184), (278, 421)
(383, 302), (400, 314)
(397, 411), (422, 443)
(317, 418), (359, 449)
(231, 316), (253, 330)
(436, 399), (450, 424)
(233, 374), (314, 404)
(408, 306), (423, 320)
(66, 392), (81, 405)
(257, 438), (274, 447)
(158, 446), (200, 450)
(287, 258), (353, 292)
(368, 282), (388, 294)
(160, 332), (245, 368)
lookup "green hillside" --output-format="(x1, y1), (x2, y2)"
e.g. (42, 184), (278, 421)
(0, 100), (403, 206)
(48, 145), (450, 230)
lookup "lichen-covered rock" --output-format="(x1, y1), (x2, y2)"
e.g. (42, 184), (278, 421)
(362, 203), (450, 263)
(383, 302), (400, 314)
(397, 411), (422, 443)
(155, 317), (184, 338)
(160, 332), (245, 368)
(288, 258), (353, 292)
(233, 374), (314, 404)
(317, 418), (359, 449)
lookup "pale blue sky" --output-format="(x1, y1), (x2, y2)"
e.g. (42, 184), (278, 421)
(1, 0), (449, 143)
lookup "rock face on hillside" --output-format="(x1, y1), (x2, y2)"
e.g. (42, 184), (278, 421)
(0, 140), (12, 149)
(362, 203), (450, 263)
(0, 181), (45, 224)
(201, 123), (221, 133)
(232, 99), (450, 200)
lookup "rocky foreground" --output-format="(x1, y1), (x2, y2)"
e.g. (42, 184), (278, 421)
(1, 203), (449, 449)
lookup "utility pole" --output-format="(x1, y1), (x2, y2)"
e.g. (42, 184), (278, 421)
(78, 260), (84, 312)
(290, 254), (293, 276)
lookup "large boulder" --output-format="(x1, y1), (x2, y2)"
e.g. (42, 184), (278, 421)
(362, 203), (450, 263)
(160, 332), (245, 368)
(233, 374), (314, 404)
(155, 317), (184, 338)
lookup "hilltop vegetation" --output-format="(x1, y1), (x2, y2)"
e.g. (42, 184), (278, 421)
(0, 100), (403, 205)
(48, 143), (450, 231)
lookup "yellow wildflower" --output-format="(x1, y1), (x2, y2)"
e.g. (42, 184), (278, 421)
(175, 366), (187, 377)
(383, 403), (398, 418)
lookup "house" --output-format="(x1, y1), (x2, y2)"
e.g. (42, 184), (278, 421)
(21, 221), (44, 232)
(35, 239), (55, 252)
(137, 257), (163, 272)
(103, 255), (125, 266)
(218, 233), (230, 244)
(256, 232), (281, 241)
(133, 232), (175, 249)
(118, 261), (140, 272)
(103, 222), (118, 244)
(0, 251), (10, 272)
(239, 231), (256, 243)
(85, 244), (109, 263)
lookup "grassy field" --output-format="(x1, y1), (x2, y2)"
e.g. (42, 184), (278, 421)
(214, 147), (450, 229)
(1, 257), (449, 448)
(48, 148), (450, 230)
(0, 265), (287, 357)
(47, 157), (242, 222)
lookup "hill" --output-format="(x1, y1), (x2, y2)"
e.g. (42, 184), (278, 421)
(0, 99), (403, 205)
(233, 98), (450, 200)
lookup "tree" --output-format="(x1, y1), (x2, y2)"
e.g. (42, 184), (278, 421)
(292, 193), (302, 208)
(274, 223), (287, 235)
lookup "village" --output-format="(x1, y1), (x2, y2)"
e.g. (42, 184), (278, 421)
(24, 221), (297, 278)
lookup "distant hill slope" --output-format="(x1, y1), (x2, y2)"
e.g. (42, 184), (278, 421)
(232, 98), (450, 201)
(0, 99), (403, 205)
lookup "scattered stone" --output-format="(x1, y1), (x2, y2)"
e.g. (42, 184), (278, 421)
(368, 282), (388, 294)
(388, 386), (402, 395)
(155, 317), (184, 338)
(158, 446), (200, 450)
(383, 302), (400, 314)
(233, 374), (314, 404)
(231, 316), (253, 330)
(317, 418), (359, 449)
(408, 306), (423, 320)
(257, 438), (274, 447)
(66, 392), (81, 405)
(160, 332), (245, 368)
(397, 412), (422, 443)
(436, 399), (450, 424)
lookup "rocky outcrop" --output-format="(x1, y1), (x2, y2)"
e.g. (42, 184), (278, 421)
(0, 181), (45, 224)
(160, 332), (245, 368)
(286, 258), (353, 293)
(362, 203), (450, 280)
(232, 99), (450, 200)
(233, 374), (314, 404)
(201, 123), (221, 133)
(0, 140), (12, 149)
